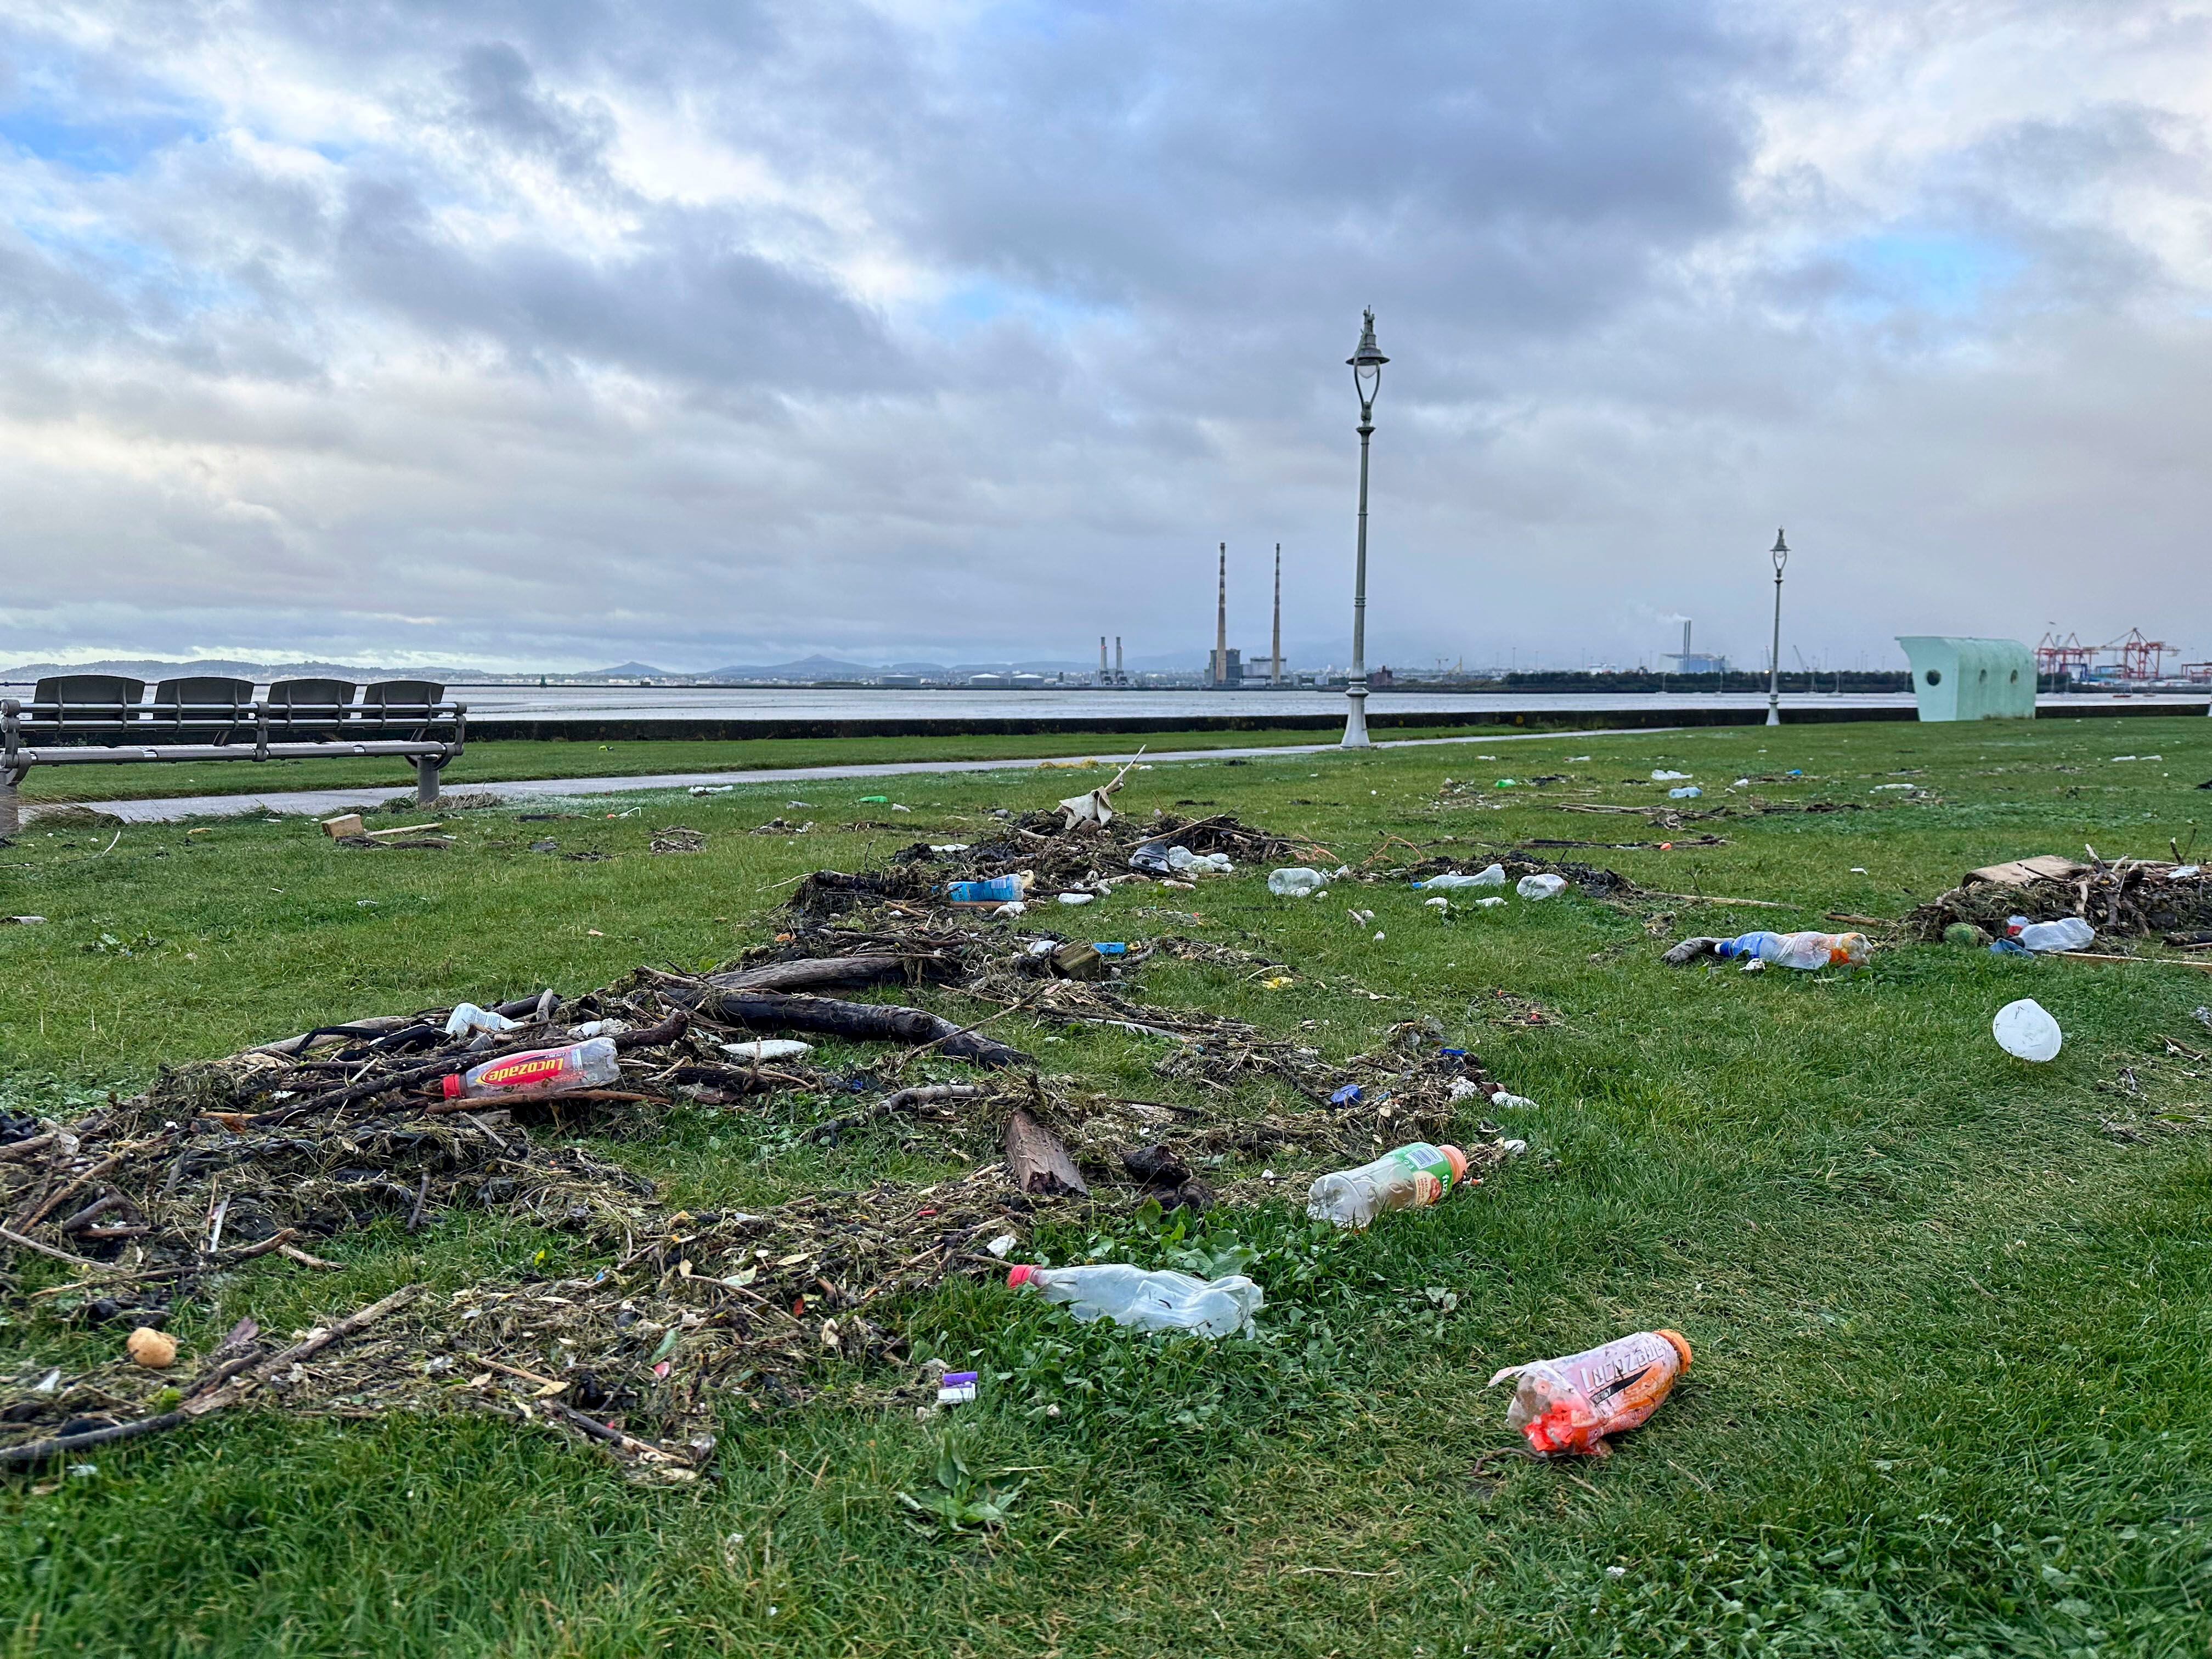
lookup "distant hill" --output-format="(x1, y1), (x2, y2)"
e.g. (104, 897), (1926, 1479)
(586, 662), (674, 678)
(0, 657), (511, 685)
(700, 656), (888, 680)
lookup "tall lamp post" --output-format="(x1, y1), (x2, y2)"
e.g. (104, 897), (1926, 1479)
(1342, 307), (1388, 748)
(1765, 527), (1789, 727)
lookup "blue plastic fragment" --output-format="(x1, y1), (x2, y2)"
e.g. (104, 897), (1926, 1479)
(1439, 1047), (1466, 1058)
(1989, 938), (2034, 957)
(1091, 943), (1128, 956)
(1329, 1084), (1362, 1105)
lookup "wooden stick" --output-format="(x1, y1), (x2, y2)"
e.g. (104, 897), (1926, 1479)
(0, 1223), (112, 1270)
(2056, 951), (2212, 974)
(1641, 891), (1793, 910)
(804, 1085), (984, 1144)
(14, 1153), (122, 1231)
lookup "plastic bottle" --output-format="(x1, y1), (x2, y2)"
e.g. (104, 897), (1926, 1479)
(947, 875), (1027, 905)
(442, 1036), (619, 1101)
(1412, 865), (1506, 890)
(1994, 998), (2062, 1062)
(1269, 867), (1328, 896)
(1305, 1142), (1469, 1229)
(1005, 1263), (1262, 1337)
(1167, 847), (1233, 873)
(2006, 915), (2095, 953)
(1490, 1329), (1692, 1457)
(1668, 786), (1702, 800)
(443, 1002), (518, 1037)
(1713, 930), (1870, 969)
(1516, 873), (1568, 900)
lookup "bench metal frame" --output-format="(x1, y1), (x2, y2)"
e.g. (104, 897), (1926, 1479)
(1, 696), (469, 816)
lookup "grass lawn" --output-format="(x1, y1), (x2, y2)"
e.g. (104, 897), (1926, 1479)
(4, 716), (2211, 1656)
(10, 723), (1526, 804)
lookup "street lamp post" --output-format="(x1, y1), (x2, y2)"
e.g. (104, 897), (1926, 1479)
(1342, 308), (1388, 748)
(1766, 527), (1790, 727)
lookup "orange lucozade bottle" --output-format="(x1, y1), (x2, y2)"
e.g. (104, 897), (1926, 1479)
(441, 1036), (620, 1102)
(1488, 1330), (1692, 1457)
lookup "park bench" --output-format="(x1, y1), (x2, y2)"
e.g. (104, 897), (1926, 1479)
(1, 674), (467, 820)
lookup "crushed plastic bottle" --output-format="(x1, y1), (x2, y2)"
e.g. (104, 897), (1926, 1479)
(1714, 930), (1870, 969)
(1268, 867), (1329, 897)
(1667, 786), (1702, 800)
(443, 1002), (519, 1038)
(1306, 1142), (1470, 1230)
(1006, 1263), (1262, 1337)
(947, 875), (1028, 905)
(1994, 998), (2062, 1062)
(442, 1036), (619, 1102)
(1167, 847), (1233, 874)
(2006, 915), (2095, 953)
(1651, 769), (1691, 781)
(1490, 1329), (1692, 1457)
(1412, 865), (1506, 890)
(1516, 874), (1568, 900)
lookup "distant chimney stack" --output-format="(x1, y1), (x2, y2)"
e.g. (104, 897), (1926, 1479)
(1114, 636), (1123, 677)
(1271, 543), (1283, 686)
(1099, 635), (1108, 680)
(1211, 541), (1229, 688)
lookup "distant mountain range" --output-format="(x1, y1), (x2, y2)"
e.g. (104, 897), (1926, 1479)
(3, 648), (1279, 686)
(0, 657), (512, 685)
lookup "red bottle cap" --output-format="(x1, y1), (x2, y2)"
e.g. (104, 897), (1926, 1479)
(441, 1075), (462, 1098)
(1006, 1265), (1037, 1289)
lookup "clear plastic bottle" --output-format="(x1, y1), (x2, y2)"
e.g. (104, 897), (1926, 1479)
(1490, 1329), (1692, 1457)
(441, 1036), (619, 1101)
(1713, 930), (1870, 969)
(1306, 1142), (1469, 1229)
(1516, 873), (1568, 900)
(1412, 865), (1506, 890)
(2006, 915), (2095, 953)
(1268, 867), (1328, 896)
(1005, 1263), (1262, 1337)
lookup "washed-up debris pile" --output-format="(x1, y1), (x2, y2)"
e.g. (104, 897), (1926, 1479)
(1908, 853), (2212, 943)
(2, 805), (1531, 1478)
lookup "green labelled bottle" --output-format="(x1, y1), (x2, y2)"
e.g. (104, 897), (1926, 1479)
(1305, 1142), (1469, 1230)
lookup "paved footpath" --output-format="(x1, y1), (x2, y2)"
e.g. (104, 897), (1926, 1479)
(44, 727), (1658, 825)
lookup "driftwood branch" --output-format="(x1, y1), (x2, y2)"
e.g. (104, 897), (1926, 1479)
(706, 956), (917, 994)
(681, 990), (1032, 1070)
(1005, 1109), (1088, 1196)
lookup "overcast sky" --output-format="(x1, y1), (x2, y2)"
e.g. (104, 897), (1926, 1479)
(3, 0), (2208, 674)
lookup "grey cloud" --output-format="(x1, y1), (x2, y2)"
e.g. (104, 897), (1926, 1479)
(1, 0), (2210, 674)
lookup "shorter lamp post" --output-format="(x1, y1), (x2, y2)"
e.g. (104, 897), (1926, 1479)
(1765, 527), (1789, 727)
